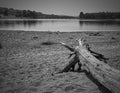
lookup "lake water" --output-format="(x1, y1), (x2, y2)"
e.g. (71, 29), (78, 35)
(0, 19), (120, 32)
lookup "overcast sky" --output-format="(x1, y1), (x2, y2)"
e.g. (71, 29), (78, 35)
(0, 0), (120, 16)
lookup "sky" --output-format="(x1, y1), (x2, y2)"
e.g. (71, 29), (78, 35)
(0, 0), (120, 16)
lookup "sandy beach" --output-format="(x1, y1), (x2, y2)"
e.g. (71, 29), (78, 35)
(0, 30), (120, 93)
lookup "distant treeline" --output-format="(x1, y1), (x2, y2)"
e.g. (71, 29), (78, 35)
(0, 7), (75, 19)
(79, 12), (120, 19)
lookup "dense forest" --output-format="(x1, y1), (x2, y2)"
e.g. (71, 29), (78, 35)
(0, 7), (76, 19)
(79, 12), (120, 19)
(0, 7), (120, 19)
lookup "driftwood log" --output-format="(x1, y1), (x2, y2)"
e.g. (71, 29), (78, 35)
(58, 38), (120, 93)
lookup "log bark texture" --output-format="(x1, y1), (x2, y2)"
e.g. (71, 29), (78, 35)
(59, 39), (120, 93)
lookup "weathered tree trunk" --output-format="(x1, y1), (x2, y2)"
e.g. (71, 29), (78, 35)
(59, 39), (120, 93)
(59, 54), (76, 73)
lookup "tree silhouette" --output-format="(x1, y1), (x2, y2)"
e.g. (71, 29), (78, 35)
(79, 11), (120, 19)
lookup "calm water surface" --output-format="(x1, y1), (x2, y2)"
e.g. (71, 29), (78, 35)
(0, 19), (120, 32)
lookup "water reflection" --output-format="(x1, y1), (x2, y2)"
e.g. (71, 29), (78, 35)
(0, 19), (120, 31)
(79, 20), (120, 26)
(0, 20), (43, 28)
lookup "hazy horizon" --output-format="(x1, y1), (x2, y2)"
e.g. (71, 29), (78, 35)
(0, 0), (120, 16)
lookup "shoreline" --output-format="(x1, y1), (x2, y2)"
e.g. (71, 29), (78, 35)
(0, 29), (120, 32)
